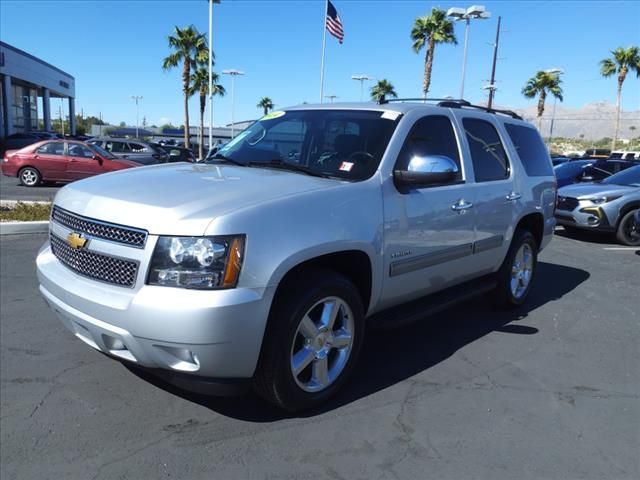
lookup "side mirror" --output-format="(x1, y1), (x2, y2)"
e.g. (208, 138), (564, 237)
(394, 155), (459, 189)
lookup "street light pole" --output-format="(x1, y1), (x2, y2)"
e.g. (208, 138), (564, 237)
(222, 69), (244, 138)
(131, 95), (143, 138)
(351, 75), (372, 101)
(486, 15), (501, 110)
(208, 0), (221, 151)
(447, 5), (491, 99)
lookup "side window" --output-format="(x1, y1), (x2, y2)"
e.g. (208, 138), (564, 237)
(463, 118), (509, 182)
(129, 143), (149, 153)
(109, 142), (130, 153)
(396, 115), (462, 181)
(504, 123), (552, 176)
(36, 142), (65, 155)
(68, 144), (94, 158)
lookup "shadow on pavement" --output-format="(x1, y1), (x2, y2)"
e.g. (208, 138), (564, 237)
(554, 226), (617, 245)
(125, 261), (589, 421)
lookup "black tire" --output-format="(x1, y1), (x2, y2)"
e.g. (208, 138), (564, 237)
(616, 209), (640, 246)
(18, 167), (41, 187)
(253, 269), (365, 412)
(494, 230), (538, 308)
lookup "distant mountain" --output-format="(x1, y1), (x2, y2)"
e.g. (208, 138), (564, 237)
(505, 101), (640, 140)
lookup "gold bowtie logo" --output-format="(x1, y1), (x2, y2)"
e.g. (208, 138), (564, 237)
(67, 232), (88, 250)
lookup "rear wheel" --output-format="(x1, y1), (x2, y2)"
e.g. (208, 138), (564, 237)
(494, 230), (538, 308)
(616, 209), (640, 246)
(18, 167), (41, 187)
(253, 270), (364, 412)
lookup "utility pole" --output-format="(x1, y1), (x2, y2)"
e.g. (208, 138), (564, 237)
(131, 95), (143, 138)
(487, 15), (501, 110)
(222, 69), (245, 138)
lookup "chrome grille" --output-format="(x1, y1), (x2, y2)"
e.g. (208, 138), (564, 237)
(52, 206), (147, 248)
(50, 234), (138, 288)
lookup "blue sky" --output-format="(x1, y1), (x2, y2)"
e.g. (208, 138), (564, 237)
(1, 0), (639, 127)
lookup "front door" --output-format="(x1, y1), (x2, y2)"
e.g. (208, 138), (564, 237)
(66, 143), (104, 180)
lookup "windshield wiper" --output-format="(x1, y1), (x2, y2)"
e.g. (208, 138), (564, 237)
(207, 154), (245, 166)
(247, 159), (330, 178)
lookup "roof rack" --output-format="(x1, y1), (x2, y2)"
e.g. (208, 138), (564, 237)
(378, 96), (522, 120)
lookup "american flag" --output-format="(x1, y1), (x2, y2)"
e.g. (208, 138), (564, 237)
(326, 1), (344, 44)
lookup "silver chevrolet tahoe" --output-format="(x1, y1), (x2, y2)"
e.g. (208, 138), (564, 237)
(37, 100), (556, 411)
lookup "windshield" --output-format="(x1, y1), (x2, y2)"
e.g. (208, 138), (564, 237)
(210, 109), (400, 181)
(600, 165), (640, 187)
(88, 143), (117, 159)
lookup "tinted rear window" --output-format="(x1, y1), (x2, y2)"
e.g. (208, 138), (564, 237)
(504, 123), (552, 176)
(462, 118), (509, 182)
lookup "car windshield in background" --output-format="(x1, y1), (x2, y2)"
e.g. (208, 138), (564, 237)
(600, 165), (640, 187)
(210, 109), (400, 181)
(554, 160), (592, 175)
(88, 143), (117, 159)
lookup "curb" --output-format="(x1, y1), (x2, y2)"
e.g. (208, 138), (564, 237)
(0, 221), (49, 235)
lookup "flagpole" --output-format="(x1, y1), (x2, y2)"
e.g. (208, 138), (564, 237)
(319, 0), (328, 103)
(208, 0), (213, 153)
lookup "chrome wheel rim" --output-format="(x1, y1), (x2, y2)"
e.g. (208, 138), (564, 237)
(290, 296), (355, 393)
(510, 243), (533, 299)
(21, 169), (38, 186)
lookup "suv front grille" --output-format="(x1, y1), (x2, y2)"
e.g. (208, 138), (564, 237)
(50, 234), (138, 288)
(557, 196), (579, 211)
(52, 206), (147, 248)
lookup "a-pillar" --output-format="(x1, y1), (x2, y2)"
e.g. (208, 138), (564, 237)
(42, 88), (51, 132)
(2, 75), (13, 136)
(68, 97), (76, 135)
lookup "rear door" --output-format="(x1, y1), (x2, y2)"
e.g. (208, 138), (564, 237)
(66, 143), (105, 180)
(32, 142), (67, 180)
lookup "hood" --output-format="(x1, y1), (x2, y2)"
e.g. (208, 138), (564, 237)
(558, 182), (638, 199)
(54, 163), (338, 235)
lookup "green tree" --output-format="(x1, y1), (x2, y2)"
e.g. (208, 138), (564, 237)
(370, 79), (398, 102)
(257, 97), (274, 116)
(522, 70), (564, 129)
(411, 8), (457, 98)
(162, 25), (208, 149)
(600, 46), (640, 149)
(189, 67), (225, 159)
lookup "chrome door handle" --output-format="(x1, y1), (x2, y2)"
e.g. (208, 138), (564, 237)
(506, 192), (522, 201)
(451, 200), (474, 211)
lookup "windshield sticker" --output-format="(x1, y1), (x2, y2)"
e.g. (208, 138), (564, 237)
(261, 111), (286, 121)
(339, 161), (354, 172)
(381, 111), (401, 121)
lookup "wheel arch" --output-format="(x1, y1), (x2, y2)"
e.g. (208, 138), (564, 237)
(615, 201), (640, 229)
(514, 211), (544, 249)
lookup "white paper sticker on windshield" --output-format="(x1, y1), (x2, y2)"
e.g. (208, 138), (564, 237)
(381, 111), (401, 121)
(339, 161), (354, 172)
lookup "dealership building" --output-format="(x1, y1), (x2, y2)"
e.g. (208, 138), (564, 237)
(0, 41), (76, 138)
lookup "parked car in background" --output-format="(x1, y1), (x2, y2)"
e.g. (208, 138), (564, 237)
(551, 156), (572, 166)
(554, 159), (636, 187)
(2, 140), (140, 186)
(151, 143), (197, 163)
(609, 151), (640, 161)
(582, 148), (611, 159)
(87, 137), (168, 165)
(555, 165), (640, 245)
(0, 131), (61, 154)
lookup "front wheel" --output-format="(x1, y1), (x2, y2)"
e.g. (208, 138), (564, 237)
(494, 230), (538, 308)
(253, 270), (364, 412)
(19, 167), (41, 187)
(616, 209), (640, 246)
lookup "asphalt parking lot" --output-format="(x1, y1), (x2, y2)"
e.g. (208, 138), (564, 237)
(1, 231), (638, 480)
(0, 174), (61, 202)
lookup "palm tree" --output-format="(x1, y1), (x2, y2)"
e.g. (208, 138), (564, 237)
(522, 71), (564, 129)
(411, 8), (457, 98)
(189, 68), (225, 159)
(600, 46), (640, 149)
(257, 97), (274, 116)
(162, 25), (208, 149)
(370, 79), (397, 102)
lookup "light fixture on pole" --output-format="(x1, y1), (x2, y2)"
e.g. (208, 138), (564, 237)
(130, 95), (143, 138)
(222, 69), (244, 139)
(208, 0), (221, 151)
(324, 94), (338, 103)
(351, 75), (372, 102)
(545, 68), (564, 142)
(447, 5), (491, 99)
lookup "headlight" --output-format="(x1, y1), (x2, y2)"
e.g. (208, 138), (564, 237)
(585, 195), (621, 205)
(148, 235), (245, 289)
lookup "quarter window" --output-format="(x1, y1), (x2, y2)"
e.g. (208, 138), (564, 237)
(504, 123), (552, 176)
(463, 118), (509, 182)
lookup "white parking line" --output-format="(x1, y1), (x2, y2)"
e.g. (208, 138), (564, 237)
(602, 247), (639, 251)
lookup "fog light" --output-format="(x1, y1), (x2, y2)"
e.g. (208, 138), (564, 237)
(587, 216), (599, 225)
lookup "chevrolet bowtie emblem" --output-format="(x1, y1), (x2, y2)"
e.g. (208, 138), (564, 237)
(67, 232), (88, 250)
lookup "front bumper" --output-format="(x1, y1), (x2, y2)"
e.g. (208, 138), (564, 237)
(555, 205), (614, 232)
(37, 242), (275, 379)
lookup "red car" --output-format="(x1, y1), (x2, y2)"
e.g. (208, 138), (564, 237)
(2, 139), (140, 186)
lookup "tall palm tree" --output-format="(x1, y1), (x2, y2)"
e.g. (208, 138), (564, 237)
(411, 8), (457, 98)
(162, 25), (208, 149)
(370, 79), (397, 102)
(257, 97), (274, 116)
(189, 68), (225, 159)
(600, 46), (640, 149)
(522, 71), (564, 129)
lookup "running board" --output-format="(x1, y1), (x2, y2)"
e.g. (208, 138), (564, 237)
(368, 275), (498, 330)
